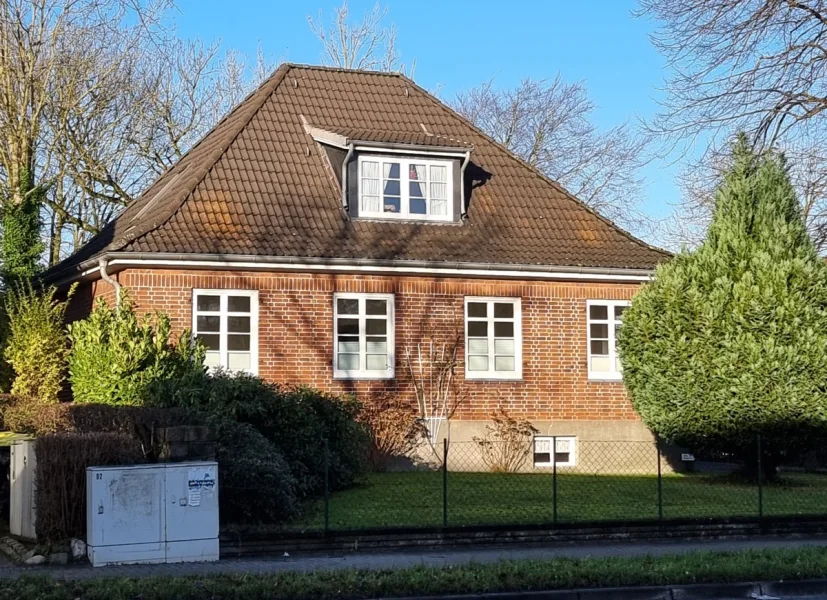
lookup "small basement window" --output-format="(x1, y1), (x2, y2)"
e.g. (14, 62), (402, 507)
(533, 436), (576, 468)
(358, 155), (452, 221)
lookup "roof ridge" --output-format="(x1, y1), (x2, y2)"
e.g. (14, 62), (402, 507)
(107, 63), (294, 252)
(391, 72), (670, 258)
(283, 62), (406, 77)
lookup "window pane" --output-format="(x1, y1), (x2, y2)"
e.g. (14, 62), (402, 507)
(362, 195), (380, 213)
(338, 353), (359, 370)
(431, 198), (447, 216)
(366, 299), (387, 315)
(366, 318), (387, 335)
(196, 315), (220, 332)
(614, 305), (627, 320)
(589, 304), (608, 320)
(494, 339), (514, 355)
(591, 339), (609, 355)
(554, 452), (571, 464)
(337, 318), (359, 335)
(591, 356), (611, 372)
(494, 321), (514, 338)
(494, 302), (514, 318)
(383, 197), (401, 213)
(338, 340), (359, 354)
(534, 452), (551, 464)
(467, 338), (488, 354)
(410, 181), (426, 197)
(467, 302), (487, 318)
(228, 296), (251, 312)
(196, 334), (219, 351)
(366, 354), (387, 370)
(409, 163), (426, 182)
(589, 323), (608, 339)
(337, 298), (359, 315)
(197, 295), (220, 312)
(228, 316), (250, 333)
(384, 162), (400, 178)
(361, 160), (379, 178)
(366, 340), (387, 354)
(468, 355), (489, 371)
(383, 179), (400, 196)
(204, 352), (221, 369)
(410, 198), (427, 214)
(468, 321), (488, 337)
(362, 178), (380, 196)
(430, 164), (447, 182)
(227, 352), (251, 371)
(430, 182), (447, 199)
(228, 334), (250, 351)
(495, 356), (515, 372)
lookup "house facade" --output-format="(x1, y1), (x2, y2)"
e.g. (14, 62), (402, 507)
(47, 64), (669, 471)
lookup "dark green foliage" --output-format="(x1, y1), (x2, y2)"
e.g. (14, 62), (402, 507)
(2, 168), (44, 286)
(619, 136), (827, 471)
(67, 295), (205, 405)
(213, 419), (299, 523)
(146, 370), (369, 499)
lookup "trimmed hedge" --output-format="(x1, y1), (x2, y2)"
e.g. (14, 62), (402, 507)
(35, 433), (144, 540)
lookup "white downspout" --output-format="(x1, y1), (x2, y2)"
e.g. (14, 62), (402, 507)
(98, 257), (121, 308)
(341, 143), (355, 211)
(460, 150), (471, 217)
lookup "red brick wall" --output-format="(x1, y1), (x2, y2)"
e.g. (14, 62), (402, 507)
(70, 268), (642, 422)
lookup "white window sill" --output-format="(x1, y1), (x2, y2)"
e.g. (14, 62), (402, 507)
(334, 370), (395, 381)
(465, 373), (523, 381)
(534, 463), (575, 469)
(357, 212), (454, 223)
(587, 373), (624, 382)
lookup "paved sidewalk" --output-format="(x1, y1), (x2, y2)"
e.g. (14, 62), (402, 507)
(1, 536), (827, 581)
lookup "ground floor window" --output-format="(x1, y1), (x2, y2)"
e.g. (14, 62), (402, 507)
(192, 289), (258, 374)
(533, 436), (577, 468)
(333, 292), (395, 379)
(587, 300), (630, 380)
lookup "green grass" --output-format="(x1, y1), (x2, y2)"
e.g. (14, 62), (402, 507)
(290, 471), (827, 531)
(6, 547), (827, 599)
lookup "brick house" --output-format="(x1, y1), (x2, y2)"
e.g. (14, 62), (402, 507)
(45, 63), (670, 470)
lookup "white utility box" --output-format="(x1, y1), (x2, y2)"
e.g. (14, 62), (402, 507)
(9, 439), (36, 540)
(86, 461), (218, 567)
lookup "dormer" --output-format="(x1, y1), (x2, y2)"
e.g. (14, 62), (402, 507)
(304, 121), (473, 223)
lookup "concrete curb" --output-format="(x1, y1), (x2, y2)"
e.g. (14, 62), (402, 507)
(383, 578), (827, 599)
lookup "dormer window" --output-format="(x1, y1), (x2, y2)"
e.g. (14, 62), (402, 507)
(358, 156), (453, 221)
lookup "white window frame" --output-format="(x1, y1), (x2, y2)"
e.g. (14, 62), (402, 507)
(333, 292), (395, 380)
(586, 299), (630, 381)
(464, 297), (522, 380)
(533, 436), (577, 468)
(192, 289), (259, 375)
(357, 155), (454, 221)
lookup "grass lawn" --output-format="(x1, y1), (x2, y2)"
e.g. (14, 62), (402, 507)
(7, 547), (827, 599)
(291, 470), (827, 531)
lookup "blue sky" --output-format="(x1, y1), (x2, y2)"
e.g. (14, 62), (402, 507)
(173, 0), (679, 220)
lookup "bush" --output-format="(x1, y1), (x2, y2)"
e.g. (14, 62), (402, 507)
(619, 137), (827, 476)
(473, 406), (539, 473)
(67, 294), (205, 405)
(4, 282), (73, 405)
(358, 394), (426, 471)
(35, 433), (144, 540)
(147, 371), (369, 498)
(213, 419), (298, 523)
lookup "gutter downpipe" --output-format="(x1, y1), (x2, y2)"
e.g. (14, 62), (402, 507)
(460, 150), (471, 217)
(341, 143), (355, 211)
(98, 257), (121, 309)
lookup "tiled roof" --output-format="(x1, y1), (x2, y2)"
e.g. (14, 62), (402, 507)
(46, 63), (669, 281)
(313, 123), (474, 148)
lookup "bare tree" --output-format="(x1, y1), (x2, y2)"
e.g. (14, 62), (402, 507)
(307, 0), (415, 76)
(453, 76), (651, 228)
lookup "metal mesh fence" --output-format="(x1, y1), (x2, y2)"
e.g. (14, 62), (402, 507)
(226, 435), (827, 533)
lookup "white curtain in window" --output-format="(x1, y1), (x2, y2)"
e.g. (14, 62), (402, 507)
(430, 165), (448, 215)
(362, 161), (379, 178)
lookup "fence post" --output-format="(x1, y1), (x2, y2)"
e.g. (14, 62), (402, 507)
(656, 436), (663, 521)
(323, 438), (330, 535)
(552, 436), (558, 525)
(442, 438), (448, 528)
(757, 434), (764, 520)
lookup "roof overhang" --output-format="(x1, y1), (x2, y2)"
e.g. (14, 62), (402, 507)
(303, 122), (473, 158)
(47, 252), (654, 288)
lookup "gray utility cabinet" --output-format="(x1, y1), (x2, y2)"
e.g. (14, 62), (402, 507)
(10, 439), (36, 540)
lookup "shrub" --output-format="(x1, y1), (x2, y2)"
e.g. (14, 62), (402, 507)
(358, 394), (427, 471)
(67, 294), (205, 405)
(147, 371), (369, 498)
(213, 419), (298, 523)
(473, 406), (539, 473)
(619, 137), (827, 477)
(4, 282), (73, 406)
(35, 433), (144, 540)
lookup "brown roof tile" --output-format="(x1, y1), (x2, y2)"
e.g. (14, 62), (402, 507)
(46, 63), (668, 281)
